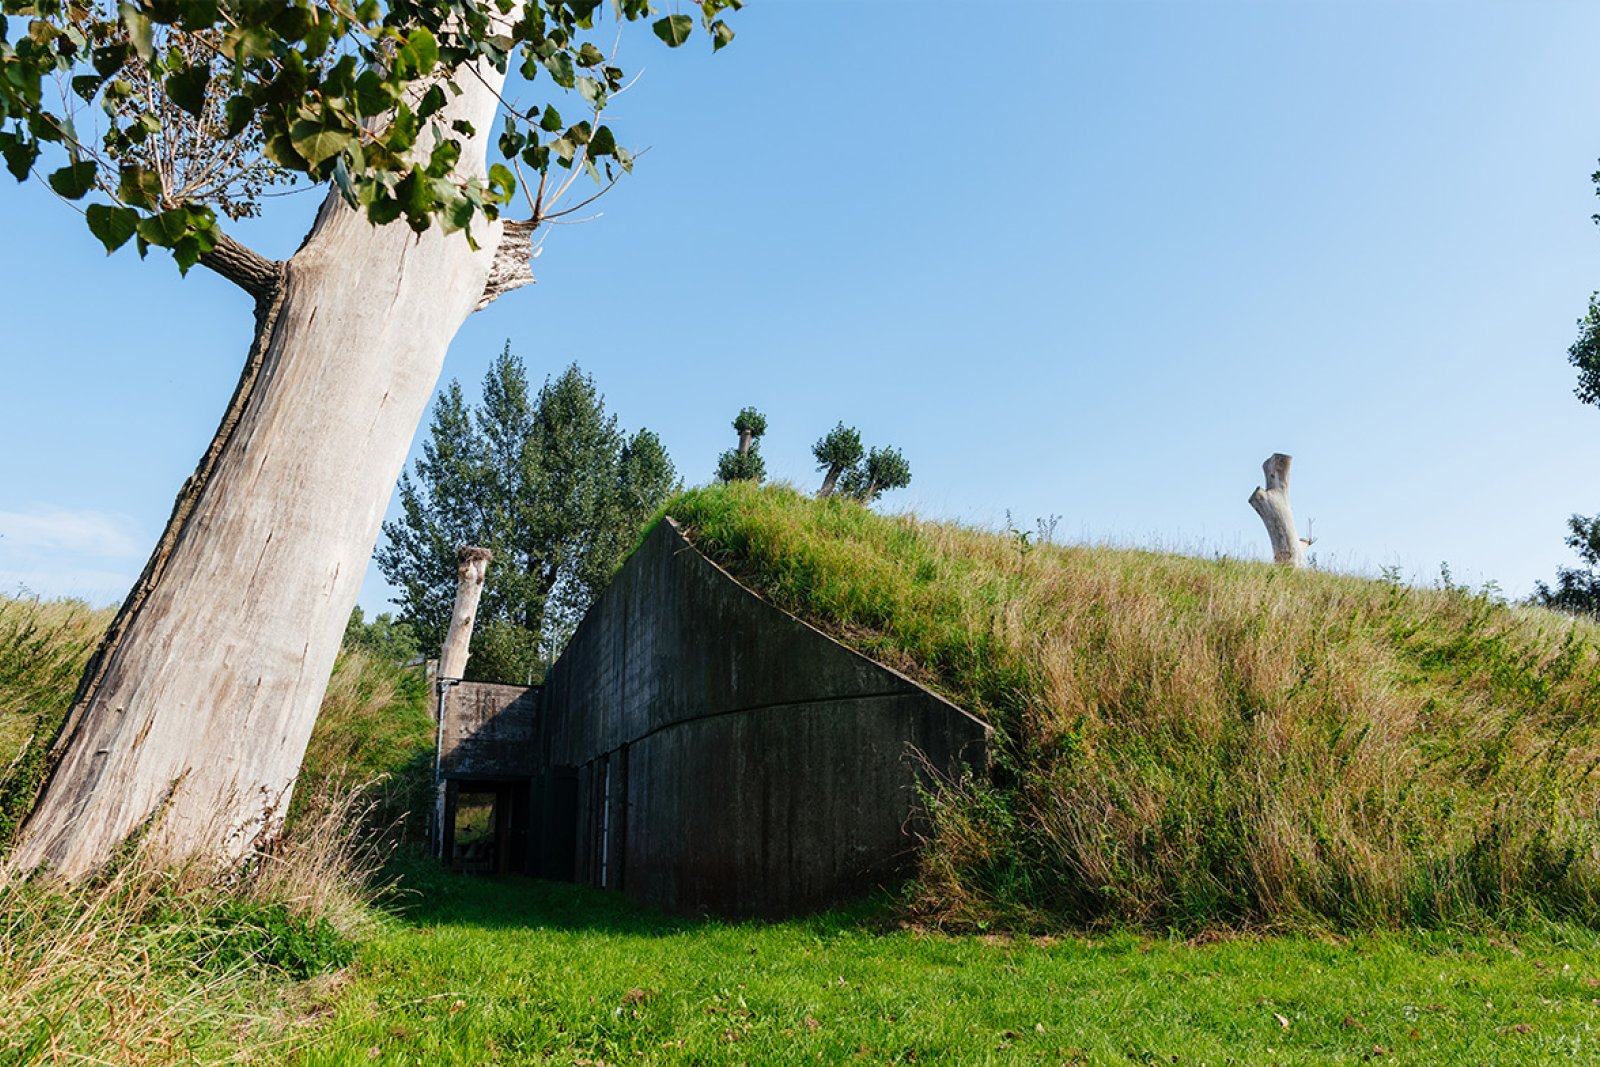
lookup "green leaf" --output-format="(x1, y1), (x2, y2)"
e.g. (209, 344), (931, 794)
(712, 20), (735, 51)
(0, 132), (37, 182)
(652, 14), (694, 47)
(84, 203), (139, 253)
(576, 76), (605, 108)
(117, 164), (163, 208)
(71, 74), (105, 103)
(164, 63), (211, 119)
(224, 95), (252, 138)
(136, 207), (191, 248)
(576, 42), (605, 67)
(290, 122), (353, 167)
(407, 28), (439, 73)
(47, 161), (97, 200)
(543, 51), (575, 88)
(119, 3), (153, 60)
(489, 162), (516, 201)
(588, 124), (616, 157)
(539, 105), (563, 133)
(418, 84), (447, 119)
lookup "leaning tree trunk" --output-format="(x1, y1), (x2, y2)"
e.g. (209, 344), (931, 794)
(818, 465), (842, 498)
(7, 43), (527, 879)
(1247, 452), (1306, 568)
(737, 428), (753, 456)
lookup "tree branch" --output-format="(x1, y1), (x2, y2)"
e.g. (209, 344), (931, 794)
(474, 219), (538, 312)
(199, 229), (283, 302)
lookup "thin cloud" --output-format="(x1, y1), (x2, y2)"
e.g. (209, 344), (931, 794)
(0, 506), (144, 558)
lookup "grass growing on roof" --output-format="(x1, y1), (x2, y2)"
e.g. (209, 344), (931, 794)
(664, 482), (1600, 932)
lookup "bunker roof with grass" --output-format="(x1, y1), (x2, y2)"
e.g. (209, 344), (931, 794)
(662, 481), (1600, 932)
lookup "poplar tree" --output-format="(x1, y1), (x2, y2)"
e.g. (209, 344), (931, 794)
(841, 446), (912, 504)
(3, 1), (735, 876)
(715, 406), (767, 483)
(812, 423), (863, 498)
(378, 351), (677, 682)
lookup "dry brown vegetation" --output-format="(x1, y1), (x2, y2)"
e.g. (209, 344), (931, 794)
(669, 482), (1600, 931)
(0, 594), (427, 1064)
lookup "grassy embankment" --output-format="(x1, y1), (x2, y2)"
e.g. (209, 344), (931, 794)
(667, 482), (1600, 933)
(8, 481), (1600, 1063)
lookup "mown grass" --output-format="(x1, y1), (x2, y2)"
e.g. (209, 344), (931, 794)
(296, 863), (1600, 1066)
(664, 483), (1600, 932)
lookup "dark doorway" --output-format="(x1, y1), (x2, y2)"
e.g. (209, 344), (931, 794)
(443, 779), (529, 875)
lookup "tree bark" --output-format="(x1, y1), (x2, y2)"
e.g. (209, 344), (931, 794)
(737, 429), (753, 456)
(818, 466), (841, 498)
(8, 41), (519, 879)
(439, 547), (492, 680)
(1248, 453), (1306, 568)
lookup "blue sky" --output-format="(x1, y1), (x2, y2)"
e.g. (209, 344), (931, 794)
(3, 1), (1599, 614)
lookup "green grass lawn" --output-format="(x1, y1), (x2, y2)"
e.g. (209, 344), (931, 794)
(291, 865), (1600, 1066)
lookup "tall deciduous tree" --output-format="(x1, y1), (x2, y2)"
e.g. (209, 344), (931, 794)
(841, 445), (912, 504)
(812, 422), (863, 498)
(3, 1), (736, 877)
(378, 351), (676, 684)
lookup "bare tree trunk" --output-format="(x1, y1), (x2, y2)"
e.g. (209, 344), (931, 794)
(433, 546), (490, 857)
(737, 429), (753, 456)
(439, 547), (492, 681)
(1248, 453), (1306, 568)
(818, 466), (842, 498)
(8, 45), (520, 879)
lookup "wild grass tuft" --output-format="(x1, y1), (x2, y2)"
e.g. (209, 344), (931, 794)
(667, 482), (1600, 932)
(0, 593), (431, 1062)
(0, 594), (114, 846)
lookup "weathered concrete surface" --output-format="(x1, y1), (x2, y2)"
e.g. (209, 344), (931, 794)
(440, 682), (538, 780)
(540, 518), (990, 916)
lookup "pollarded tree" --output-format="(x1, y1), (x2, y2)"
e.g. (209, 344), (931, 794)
(716, 406), (767, 483)
(841, 445), (912, 504)
(378, 353), (677, 683)
(812, 422), (863, 498)
(732, 406), (767, 456)
(2, 1), (737, 877)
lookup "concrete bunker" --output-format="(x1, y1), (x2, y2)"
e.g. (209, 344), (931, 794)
(435, 518), (990, 916)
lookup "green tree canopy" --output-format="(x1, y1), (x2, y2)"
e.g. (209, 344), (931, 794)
(811, 422), (863, 498)
(377, 346), (677, 682)
(840, 445), (911, 504)
(716, 405), (767, 483)
(1, 0), (739, 267)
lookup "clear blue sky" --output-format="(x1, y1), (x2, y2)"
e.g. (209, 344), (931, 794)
(3, 1), (1599, 614)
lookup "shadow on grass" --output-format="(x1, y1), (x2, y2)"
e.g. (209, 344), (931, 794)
(372, 850), (900, 940)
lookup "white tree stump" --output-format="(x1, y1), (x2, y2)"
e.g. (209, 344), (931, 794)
(439, 547), (492, 681)
(1248, 453), (1307, 568)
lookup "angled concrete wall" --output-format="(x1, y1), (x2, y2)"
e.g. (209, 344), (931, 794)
(440, 682), (539, 780)
(539, 518), (990, 916)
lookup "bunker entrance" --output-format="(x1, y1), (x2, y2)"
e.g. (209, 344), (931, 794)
(442, 779), (529, 876)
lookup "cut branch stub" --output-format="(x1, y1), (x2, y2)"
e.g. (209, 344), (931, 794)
(1248, 453), (1305, 568)
(440, 546), (492, 680)
(474, 220), (538, 312)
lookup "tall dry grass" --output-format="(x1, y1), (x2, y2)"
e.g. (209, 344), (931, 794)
(0, 595), (115, 844)
(669, 482), (1600, 931)
(0, 781), (383, 1065)
(0, 593), (435, 1062)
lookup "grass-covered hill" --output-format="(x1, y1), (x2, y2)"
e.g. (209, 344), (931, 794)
(665, 482), (1600, 933)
